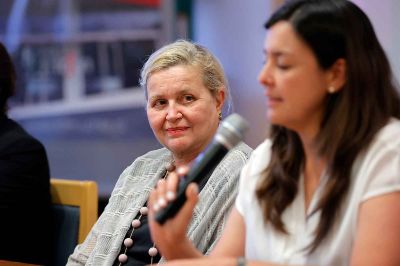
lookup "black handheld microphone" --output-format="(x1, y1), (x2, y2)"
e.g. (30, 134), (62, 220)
(155, 113), (249, 224)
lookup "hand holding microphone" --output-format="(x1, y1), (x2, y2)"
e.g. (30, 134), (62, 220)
(153, 113), (249, 225)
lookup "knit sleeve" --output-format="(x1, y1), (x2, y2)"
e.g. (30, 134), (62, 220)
(186, 143), (252, 255)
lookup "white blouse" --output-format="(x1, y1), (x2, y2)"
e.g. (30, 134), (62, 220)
(236, 119), (400, 266)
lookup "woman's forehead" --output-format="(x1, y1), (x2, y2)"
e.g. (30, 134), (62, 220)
(264, 21), (313, 59)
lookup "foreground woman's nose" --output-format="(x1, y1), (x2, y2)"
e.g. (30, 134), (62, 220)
(258, 63), (273, 87)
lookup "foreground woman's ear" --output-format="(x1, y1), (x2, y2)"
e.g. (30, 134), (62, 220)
(327, 58), (347, 93)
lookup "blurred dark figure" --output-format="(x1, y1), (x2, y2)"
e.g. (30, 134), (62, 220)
(0, 42), (52, 265)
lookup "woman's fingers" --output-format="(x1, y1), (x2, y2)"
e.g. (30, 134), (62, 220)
(166, 170), (180, 201)
(148, 167), (200, 259)
(150, 165), (198, 223)
(177, 165), (190, 176)
(155, 179), (167, 209)
(162, 166), (190, 202)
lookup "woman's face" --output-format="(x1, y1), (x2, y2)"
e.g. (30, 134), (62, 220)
(258, 21), (331, 137)
(146, 65), (224, 161)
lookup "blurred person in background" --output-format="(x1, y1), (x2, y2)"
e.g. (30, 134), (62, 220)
(67, 40), (252, 266)
(0, 42), (52, 265)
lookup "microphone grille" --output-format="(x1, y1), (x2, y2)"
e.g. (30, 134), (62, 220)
(217, 113), (249, 148)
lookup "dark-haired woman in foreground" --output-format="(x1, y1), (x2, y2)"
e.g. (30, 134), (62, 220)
(149, 0), (400, 265)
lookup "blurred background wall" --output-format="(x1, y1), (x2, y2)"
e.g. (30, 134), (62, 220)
(351, 0), (400, 85)
(1, 0), (399, 203)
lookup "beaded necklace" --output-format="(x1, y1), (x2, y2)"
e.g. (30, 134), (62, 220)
(117, 162), (176, 266)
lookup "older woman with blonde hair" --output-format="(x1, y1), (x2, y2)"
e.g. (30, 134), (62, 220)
(67, 40), (252, 266)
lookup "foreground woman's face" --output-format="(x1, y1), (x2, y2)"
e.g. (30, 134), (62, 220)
(259, 21), (331, 136)
(146, 65), (223, 161)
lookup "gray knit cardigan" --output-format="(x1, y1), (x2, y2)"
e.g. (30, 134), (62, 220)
(67, 142), (252, 265)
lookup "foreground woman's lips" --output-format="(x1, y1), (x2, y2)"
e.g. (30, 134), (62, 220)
(266, 95), (283, 107)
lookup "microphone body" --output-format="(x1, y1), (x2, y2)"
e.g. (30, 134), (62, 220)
(155, 113), (248, 224)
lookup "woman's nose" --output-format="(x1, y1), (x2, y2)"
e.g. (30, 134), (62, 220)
(258, 62), (273, 87)
(166, 105), (183, 121)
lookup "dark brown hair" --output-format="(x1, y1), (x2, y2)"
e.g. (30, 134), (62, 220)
(0, 42), (16, 114)
(256, 0), (400, 252)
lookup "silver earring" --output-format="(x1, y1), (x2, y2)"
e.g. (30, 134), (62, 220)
(328, 86), (336, 94)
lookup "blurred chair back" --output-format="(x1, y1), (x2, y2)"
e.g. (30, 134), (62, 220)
(50, 178), (98, 266)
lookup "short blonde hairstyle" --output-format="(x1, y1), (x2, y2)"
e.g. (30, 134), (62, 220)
(140, 39), (231, 113)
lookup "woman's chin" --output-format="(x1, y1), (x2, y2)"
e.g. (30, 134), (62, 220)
(166, 141), (190, 156)
(267, 113), (280, 125)
(267, 115), (290, 129)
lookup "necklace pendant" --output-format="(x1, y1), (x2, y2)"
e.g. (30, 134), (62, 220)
(140, 206), (149, 215)
(123, 238), (133, 248)
(118, 254), (128, 263)
(148, 247), (158, 257)
(131, 219), (141, 228)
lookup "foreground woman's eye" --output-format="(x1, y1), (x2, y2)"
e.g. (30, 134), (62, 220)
(277, 64), (291, 70)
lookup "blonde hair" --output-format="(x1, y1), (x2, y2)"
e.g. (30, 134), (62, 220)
(140, 39), (231, 113)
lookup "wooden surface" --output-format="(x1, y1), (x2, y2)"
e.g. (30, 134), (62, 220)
(0, 260), (39, 266)
(50, 178), (98, 243)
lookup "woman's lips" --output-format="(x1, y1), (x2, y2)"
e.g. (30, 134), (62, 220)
(266, 95), (283, 107)
(166, 127), (189, 136)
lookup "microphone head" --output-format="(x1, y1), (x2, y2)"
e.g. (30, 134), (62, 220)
(216, 113), (249, 149)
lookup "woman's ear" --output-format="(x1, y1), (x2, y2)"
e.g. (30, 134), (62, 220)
(327, 58), (347, 92)
(215, 89), (225, 111)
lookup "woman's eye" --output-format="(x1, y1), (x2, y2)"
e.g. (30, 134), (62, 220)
(153, 99), (167, 107)
(276, 59), (291, 70)
(183, 95), (195, 103)
(277, 65), (290, 70)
